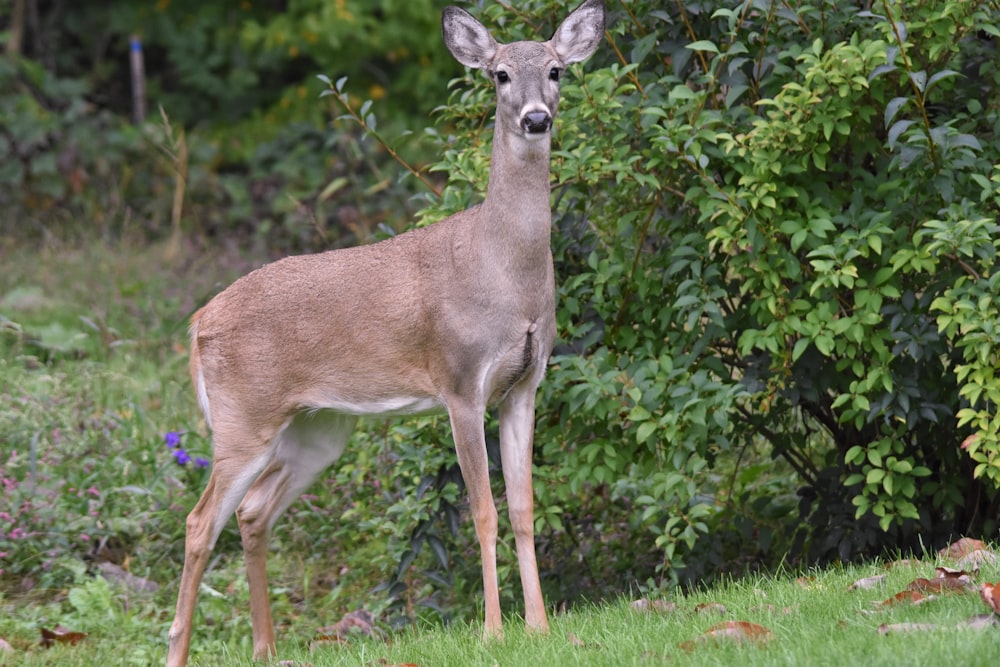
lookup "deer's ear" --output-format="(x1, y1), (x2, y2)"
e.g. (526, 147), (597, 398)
(442, 6), (498, 70)
(552, 0), (605, 64)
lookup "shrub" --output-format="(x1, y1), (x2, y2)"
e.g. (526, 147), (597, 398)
(415, 0), (1000, 596)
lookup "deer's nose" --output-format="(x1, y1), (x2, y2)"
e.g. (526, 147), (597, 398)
(522, 111), (552, 134)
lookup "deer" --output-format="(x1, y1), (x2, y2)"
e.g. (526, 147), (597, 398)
(166, 1), (605, 665)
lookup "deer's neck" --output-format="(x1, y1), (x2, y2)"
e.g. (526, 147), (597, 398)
(480, 129), (553, 249)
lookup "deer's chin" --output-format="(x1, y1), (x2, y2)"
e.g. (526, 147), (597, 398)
(521, 129), (551, 141)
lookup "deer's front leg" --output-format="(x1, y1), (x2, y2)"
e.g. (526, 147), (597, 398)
(499, 384), (549, 634)
(448, 400), (503, 639)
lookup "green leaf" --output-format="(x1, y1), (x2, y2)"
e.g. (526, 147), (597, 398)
(925, 69), (959, 94)
(908, 70), (927, 93)
(888, 119), (916, 149)
(845, 446), (865, 465)
(868, 448), (882, 467)
(791, 337), (810, 363)
(629, 405), (652, 421)
(844, 473), (865, 486)
(869, 63), (896, 82)
(687, 40), (720, 54)
(636, 421), (657, 445)
(885, 97), (909, 126)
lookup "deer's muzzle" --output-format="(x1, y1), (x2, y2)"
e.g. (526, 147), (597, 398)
(522, 111), (552, 134)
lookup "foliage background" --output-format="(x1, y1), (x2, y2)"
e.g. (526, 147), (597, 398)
(2, 0), (999, 631)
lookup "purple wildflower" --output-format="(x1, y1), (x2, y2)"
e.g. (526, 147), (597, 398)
(172, 449), (192, 466)
(165, 431), (182, 449)
(194, 457), (210, 469)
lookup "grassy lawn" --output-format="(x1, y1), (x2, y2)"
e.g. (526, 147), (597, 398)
(3, 560), (999, 666)
(2, 239), (998, 665)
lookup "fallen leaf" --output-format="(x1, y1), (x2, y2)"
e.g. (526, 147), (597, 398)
(706, 621), (773, 642)
(795, 576), (816, 588)
(848, 574), (886, 591)
(934, 566), (971, 578)
(679, 620), (774, 651)
(933, 567), (974, 589)
(630, 598), (679, 613)
(696, 621), (774, 644)
(907, 575), (972, 594)
(955, 549), (999, 572)
(876, 590), (934, 607)
(959, 614), (1000, 630)
(939, 538), (986, 560)
(980, 581), (1000, 615)
(39, 627), (88, 648)
(566, 632), (599, 649)
(694, 602), (727, 615)
(878, 623), (940, 635)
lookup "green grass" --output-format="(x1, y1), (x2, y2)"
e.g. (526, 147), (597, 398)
(2, 560), (999, 665)
(2, 239), (999, 665)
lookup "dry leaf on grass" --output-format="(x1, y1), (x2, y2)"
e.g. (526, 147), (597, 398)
(630, 598), (679, 613)
(880, 614), (1000, 634)
(39, 626), (87, 647)
(876, 567), (976, 607)
(907, 575), (972, 594)
(748, 604), (797, 615)
(959, 614), (1000, 630)
(878, 623), (940, 635)
(848, 574), (886, 591)
(955, 549), (999, 572)
(694, 602), (727, 615)
(876, 590), (935, 607)
(980, 581), (1000, 615)
(566, 632), (600, 649)
(938, 537), (986, 560)
(311, 610), (381, 651)
(678, 621), (773, 652)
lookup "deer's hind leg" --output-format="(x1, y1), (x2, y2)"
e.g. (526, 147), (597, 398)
(168, 422), (275, 667)
(236, 410), (357, 660)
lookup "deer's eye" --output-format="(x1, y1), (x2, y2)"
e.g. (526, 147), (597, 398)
(549, 68), (561, 82)
(495, 70), (510, 84)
